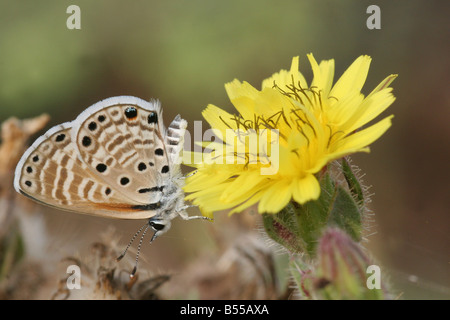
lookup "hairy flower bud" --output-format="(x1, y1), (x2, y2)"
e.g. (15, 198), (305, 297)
(313, 228), (386, 299)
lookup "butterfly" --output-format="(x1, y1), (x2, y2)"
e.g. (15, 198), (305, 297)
(14, 96), (209, 277)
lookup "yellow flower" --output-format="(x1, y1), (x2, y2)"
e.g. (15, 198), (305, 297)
(184, 54), (397, 217)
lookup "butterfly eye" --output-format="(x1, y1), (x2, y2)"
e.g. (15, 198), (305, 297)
(124, 107), (138, 120)
(149, 221), (165, 231)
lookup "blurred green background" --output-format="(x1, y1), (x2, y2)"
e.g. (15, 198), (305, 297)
(1, 0), (448, 299)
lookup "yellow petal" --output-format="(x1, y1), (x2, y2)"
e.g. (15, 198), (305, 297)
(185, 182), (230, 205)
(261, 56), (308, 91)
(220, 170), (265, 203)
(319, 59), (335, 97)
(255, 87), (292, 117)
(344, 88), (396, 133)
(202, 104), (237, 139)
(367, 74), (398, 98)
(337, 115), (393, 152)
(329, 55), (371, 101)
(184, 168), (232, 193)
(229, 189), (266, 215)
(225, 80), (258, 119)
(326, 91), (365, 128)
(308, 53), (335, 97)
(291, 174), (321, 204)
(258, 180), (292, 213)
(190, 185), (237, 217)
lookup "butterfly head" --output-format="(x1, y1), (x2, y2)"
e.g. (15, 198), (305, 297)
(148, 216), (172, 242)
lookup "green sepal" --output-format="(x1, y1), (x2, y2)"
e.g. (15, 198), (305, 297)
(263, 168), (363, 257)
(341, 157), (364, 206)
(262, 203), (306, 253)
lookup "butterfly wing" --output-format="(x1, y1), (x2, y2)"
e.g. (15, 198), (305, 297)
(165, 114), (187, 168)
(14, 96), (185, 220)
(14, 122), (150, 219)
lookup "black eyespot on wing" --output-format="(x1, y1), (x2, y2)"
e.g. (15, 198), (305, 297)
(25, 180), (32, 187)
(148, 112), (158, 124)
(55, 134), (65, 142)
(105, 187), (111, 195)
(155, 148), (164, 156)
(125, 107), (138, 119)
(88, 121), (97, 131)
(82, 136), (92, 147)
(161, 165), (169, 174)
(138, 162), (147, 171)
(26, 166), (33, 173)
(120, 177), (130, 186)
(98, 115), (106, 122)
(149, 161), (154, 167)
(96, 163), (107, 173)
(32, 155), (39, 162)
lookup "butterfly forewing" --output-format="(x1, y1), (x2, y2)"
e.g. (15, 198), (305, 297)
(165, 114), (187, 168)
(14, 96), (183, 220)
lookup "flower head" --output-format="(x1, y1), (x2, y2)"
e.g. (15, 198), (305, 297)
(184, 54), (396, 217)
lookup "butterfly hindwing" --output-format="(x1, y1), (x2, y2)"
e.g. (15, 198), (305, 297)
(72, 97), (170, 206)
(14, 122), (154, 219)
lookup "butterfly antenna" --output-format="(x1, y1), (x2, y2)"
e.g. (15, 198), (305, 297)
(130, 225), (150, 278)
(116, 223), (147, 262)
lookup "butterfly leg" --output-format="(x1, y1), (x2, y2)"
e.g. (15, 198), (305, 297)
(178, 170), (198, 180)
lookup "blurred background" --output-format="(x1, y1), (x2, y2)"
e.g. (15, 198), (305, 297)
(0, 0), (448, 299)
